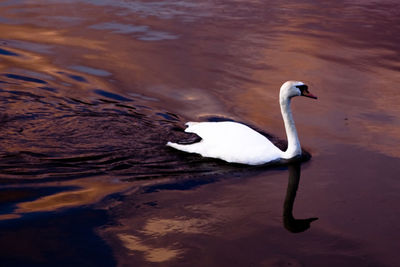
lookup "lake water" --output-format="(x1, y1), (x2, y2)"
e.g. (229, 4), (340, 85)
(0, 0), (399, 266)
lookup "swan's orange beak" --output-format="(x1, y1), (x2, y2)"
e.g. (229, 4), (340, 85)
(302, 90), (318, 99)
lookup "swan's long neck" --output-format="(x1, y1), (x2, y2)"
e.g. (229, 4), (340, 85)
(279, 96), (302, 159)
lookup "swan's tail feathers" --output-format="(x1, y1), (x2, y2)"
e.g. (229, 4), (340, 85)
(166, 141), (202, 154)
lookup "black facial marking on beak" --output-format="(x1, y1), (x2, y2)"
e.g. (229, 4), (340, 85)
(296, 84), (317, 99)
(296, 84), (308, 93)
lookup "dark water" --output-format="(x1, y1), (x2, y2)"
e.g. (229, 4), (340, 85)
(1, 0), (400, 266)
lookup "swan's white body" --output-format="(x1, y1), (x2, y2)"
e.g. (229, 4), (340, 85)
(167, 81), (317, 165)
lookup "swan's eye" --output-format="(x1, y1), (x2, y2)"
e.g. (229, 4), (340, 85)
(296, 84), (308, 93)
(296, 84), (308, 92)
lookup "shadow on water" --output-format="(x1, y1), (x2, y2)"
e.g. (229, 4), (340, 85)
(283, 163), (318, 233)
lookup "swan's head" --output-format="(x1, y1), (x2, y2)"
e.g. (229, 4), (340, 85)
(280, 81), (317, 101)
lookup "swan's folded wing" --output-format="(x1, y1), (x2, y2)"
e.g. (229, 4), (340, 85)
(182, 121), (282, 164)
(184, 121), (265, 143)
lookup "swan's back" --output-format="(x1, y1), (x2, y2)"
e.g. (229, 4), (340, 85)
(168, 121), (283, 165)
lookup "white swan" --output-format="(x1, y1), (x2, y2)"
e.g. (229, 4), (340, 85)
(167, 81), (317, 165)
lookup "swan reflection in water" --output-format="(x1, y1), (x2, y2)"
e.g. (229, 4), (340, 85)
(283, 162), (318, 233)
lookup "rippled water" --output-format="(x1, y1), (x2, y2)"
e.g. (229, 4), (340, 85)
(1, 0), (400, 266)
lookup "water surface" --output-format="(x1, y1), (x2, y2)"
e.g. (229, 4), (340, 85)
(1, 0), (400, 266)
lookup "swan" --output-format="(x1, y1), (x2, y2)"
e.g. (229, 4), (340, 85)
(167, 81), (317, 165)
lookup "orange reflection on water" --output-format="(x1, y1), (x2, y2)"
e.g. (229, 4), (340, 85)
(0, 214), (22, 221)
(11, 178), (127, 215)
(142, 217), (209, 235)
(118, 234), (182, 263)
(0, 23), (105, 51)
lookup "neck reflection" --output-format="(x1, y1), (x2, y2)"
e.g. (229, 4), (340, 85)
(283, 162), (318, 233)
